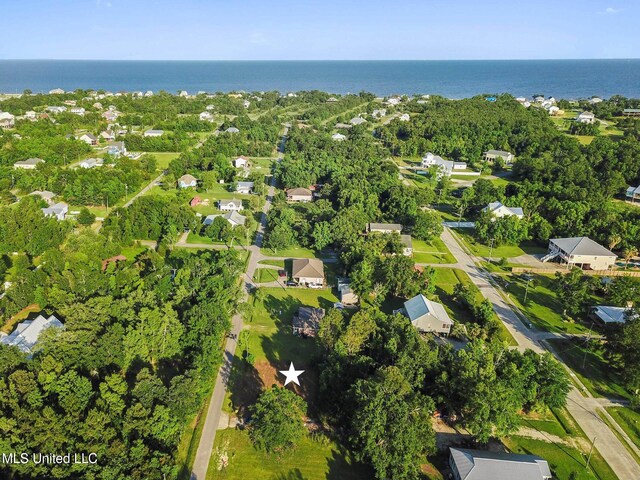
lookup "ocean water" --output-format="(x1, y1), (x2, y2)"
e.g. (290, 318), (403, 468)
(0, 59), (638, 99)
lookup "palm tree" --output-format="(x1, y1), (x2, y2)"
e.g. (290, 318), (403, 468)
(623, 247), (638, 269)
(608, 234), (622, 251)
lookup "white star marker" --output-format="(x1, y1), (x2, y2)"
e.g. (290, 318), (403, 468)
(279, 362), (304, 386)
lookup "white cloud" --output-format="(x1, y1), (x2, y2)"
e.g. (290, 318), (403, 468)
(96, 0), (113, 7)
(601, 7), (621, 14)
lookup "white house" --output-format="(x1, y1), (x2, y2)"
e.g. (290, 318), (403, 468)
(100, 130), (115, 141)
(575, 111), (596, 124)
(449, 448), (551, 480)
(203, 211), (246, 228)
(397, 294), (453, 335)
(542, 237), (617, 270)
(70, 107), (85, 116)
(625, 185), (640, 203)
(178, 174), (198, 189)
(46, 106), (67, 114)
(421, 152), (466, 176)
(332, 133), (347, 141)
(0, 314), (63, 355)
(42, 202), (69, 221)
(482, 202), (524, 219)
(483, 150), (514, 164)
(286, 187), (313, 202)
(144, 129), (164, 137)
(106, 141), (126, 157)
(14, 158), (45, 170)
(386, 96), (402, 106)
(0, 112), (15, 128)
(218, 199), (244, 212)
(589, 97), (603, 104)
(179, 90), (188, 97)
(243, 100), (251, 108)
(372, 108), (387, 118)
(368, 223), (402, 234)
(226, 127), (240, 134)
(590, 306), (637, 326)
(24, 111), (37, 120)
(233, 156), (250, 168)
(79, 158), (104, 169)
(398, 113), (411, 122)
(199, 111), (214, 122)
(49, 88), (65, 94)
(145, 90), (154, 97)
(235, 181), (254, 194)
(78, 133), (98, 145)
(350, 116), (366, 126)
(291, 258), (325, 287)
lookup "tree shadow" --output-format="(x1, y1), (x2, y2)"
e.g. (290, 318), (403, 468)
(227, 358), (264, 419)
(271, 469), (307, 480)
(325, 442), (374, 480)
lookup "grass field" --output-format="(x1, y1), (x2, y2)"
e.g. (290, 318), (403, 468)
(176, 393), (212, 480)
(412, 237), (456, 264)
(207, 429), (372, 480)
(151, 152), (180, 169)
(260, 245), (318, 258)
(503, 436), (617, 480)
(253, 268), (280, 284)
(520, 408), (571, 439)
(547, 338), (630, 400)
(606, 407), (640, 451)
(456, 229), (547, 259)
(258, 259), (285, 268)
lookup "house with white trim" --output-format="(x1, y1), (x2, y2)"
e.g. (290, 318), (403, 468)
(542, 237), (617, 270)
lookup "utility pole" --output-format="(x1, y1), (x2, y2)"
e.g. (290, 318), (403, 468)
(585, 436), (596, 470)
(524, 276), (532, 304)
(488, 238), (495, 263)
(582, 321), (595, 369)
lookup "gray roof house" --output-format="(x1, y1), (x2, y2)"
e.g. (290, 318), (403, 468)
(483, 150), (514, 164)
(30, 190), (57, 204)
(0, 314), (63, 355)
(626, 185), (640, 202)
(106, 141), (126, 156)
(218, 198), (244, 212)
(42, 202), (69, 221)
(368, 223), (402, 234)
(398, 294), (453, 335)
(421, 152), (467, 176)
(590, 306), (637, 326)
(144, 129), (164, 137)
(14, 158), (45, 170)
(203, 211), (246, 228)
(79, 158), (104, 169)
(482, 202), (524, 219)
(449, 448), (551, 480)
(350, 116), (366, 125)
(235, 181), (254, 194)
(543, 237), (617, 270)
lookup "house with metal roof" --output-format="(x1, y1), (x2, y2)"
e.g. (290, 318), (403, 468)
(626, 185), (640, 203)
(0, 314), (63, 356)
(421, 152), (467, 176)
(542, 237), (617, 270)
(575, 111), (595, 124)
(203, 211), (246, 228)
(482, 202), (524, 220)
(589, 306), (637, 326)
(144, 129), (164, 137)
(14, 158), (45, 170)
(235, 182), (254, 194)
(397, 294), (453, 335)
(368, 223), (402, 234)
(449, 448), (551, 480)
(218, 198), (244, 212)
(42, 202), (69, 221)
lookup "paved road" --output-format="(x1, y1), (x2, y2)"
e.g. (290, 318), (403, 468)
(190, 126), (288, 480)
(439, 226), (640, 480)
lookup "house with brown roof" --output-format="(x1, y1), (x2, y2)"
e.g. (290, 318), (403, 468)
(291, 258), (325, 287)
(178, 174), (198, 189)
(287, 187), (313, 202)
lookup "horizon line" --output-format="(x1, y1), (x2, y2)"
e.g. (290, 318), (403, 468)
(1, 57), (640, 62)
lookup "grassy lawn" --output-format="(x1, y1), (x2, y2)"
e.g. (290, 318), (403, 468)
(456, 229), (547, 259)
(253, 268), (280, 283)
(503, 436), (617, 480)
(207, 429), (372, 480)
(120, 244), (148, 262)
(521, 408), (571, 439)
(176, 393), (212, 480)
(433, 268), (517, 346)
(547, 338), (630, 400)
(260, 245), (317, 258)
(258, 259), (285, 268)
(503, 273), (590, 334)
(1, 304), (41, 334)
(186, 233), (216, 245)
(606, 407), (640, 451)
(151, 152), (180, 169)
(412, 237), (456, 264)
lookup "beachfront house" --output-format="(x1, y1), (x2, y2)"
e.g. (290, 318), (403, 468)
(218, 199), (244, 212)
(421, 152), (466, 176)
(483, 149), (514, 164)
(292, 307), (325, 337)
(49, 88), (65, 94)
(542, 237), (617, 270)
(144, 129), (164, 137)
(235, 181), (254, 194)
(0, 112), (15, 129)
(0, 314), (63, 356)
(178, 174), (198, 189)
(14, 158), (45, 170)
(396, 294), (453, 335)
(287, 187), (313, 202)
(291, 258), (325, 287)
(575, 111), (596, 124)
(482, 202), (524, 220)
(626, 185), (640, 202)
(449, 448), (551, 480)
(42, 202), (69, 221)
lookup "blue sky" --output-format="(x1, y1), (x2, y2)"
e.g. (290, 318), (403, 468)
(1, 0), (638, 60)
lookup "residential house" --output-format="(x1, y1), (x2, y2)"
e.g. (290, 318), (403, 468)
(590, 305), (637, 326)
(218, 199), (244, 212)
(626, 185), (640, 202)
(575, 111), (596, 124)
(233, 156), (250, 168)
(372, 108), (387, 118)
(421, 152), (467, 176)
(106, 141), (126, 157)
(226, 127), (240, 134)
(548, 106), (561, 115)
(235, 181), (254, 194)
(243, 100), (251, 108)
(368, 223), (402, 234)
(203, 211), (246, 228)
(46, 106), (67, 114)
(622, 108), (640, 117)
(331, 133), (347, 141)
(335, 122), (352, 129)
(350, 116), (366, 126)
(78, 133), (98, 145)
(145, 91), (154, 97)
(542, 237), (617, 270)
(179, 90), (188, 97)
(291, 258), (325, 287)
(178, 174), (198, 189)
(339, 284), (359, 305)
(190, 196), (202, 207)
(199, 111), (214, 122)
(24, 111), (37, 120)
(292, 306), (325, 337)
(398, 113), (411, 121)
(386, 96), (402, 106)
(14, 158), (45, 170)
(100, 130), (115, 141)
(482, 202), (524, 219)
(30, 190), (57, 204)
(0, 112), (15, 128)
(206, 104), (215, 111)
(92, 102), (103, 109)
(287, 187), (313, 202)
(102, 110), (119, 122)
(483, 150), (514, 164)
(79, 158), (104, 169)
(49, 88), (65, 94)
(326, 96), (338, 103)
(144, 129), (164, 137)
(397, 294), (453, 335)
(70, 107), (85, 116)
(400, 235), (413, 256)
(42, 202), (69, 221)
(589, 97), (603, 104)
(449, 447), (551, 480)
(0, 314), (63, 355)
